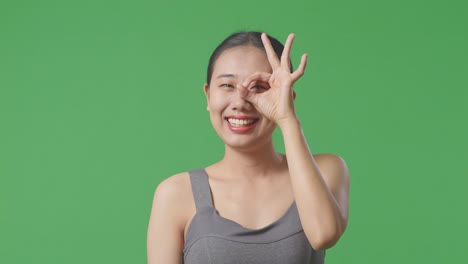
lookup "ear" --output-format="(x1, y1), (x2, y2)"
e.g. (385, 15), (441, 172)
(203, 83), (210, 111)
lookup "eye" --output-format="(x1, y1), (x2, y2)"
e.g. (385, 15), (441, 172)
(250, 84), (268, 92)
(220, 83), (234, 88)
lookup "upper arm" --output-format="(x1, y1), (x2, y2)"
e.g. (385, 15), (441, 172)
(318, 154), (350, 235)
(147, 175), (186, 264)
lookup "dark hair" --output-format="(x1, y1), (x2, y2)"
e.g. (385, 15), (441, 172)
(206, 31), (293, 85)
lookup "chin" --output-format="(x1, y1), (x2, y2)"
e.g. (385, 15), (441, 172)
(221, 133), (273, 152)
(224, 138), (259, 150)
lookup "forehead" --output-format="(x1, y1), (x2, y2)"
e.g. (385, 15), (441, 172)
(212, 46), (272, 78)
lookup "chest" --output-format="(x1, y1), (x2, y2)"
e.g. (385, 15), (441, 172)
(184, 233), (325, 264)
(210, 179), (294, 230)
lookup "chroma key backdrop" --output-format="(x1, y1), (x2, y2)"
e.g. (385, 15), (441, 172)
(1, 0), (467, 263)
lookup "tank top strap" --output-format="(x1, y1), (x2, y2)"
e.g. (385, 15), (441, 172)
(188, 169), (214, 211)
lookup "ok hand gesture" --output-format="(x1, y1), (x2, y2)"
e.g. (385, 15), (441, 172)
(238, 33), (308, 127)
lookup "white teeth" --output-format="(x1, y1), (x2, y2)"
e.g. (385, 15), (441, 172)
(227, 118), (256, 126)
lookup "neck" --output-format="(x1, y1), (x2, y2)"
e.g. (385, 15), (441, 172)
(218, 140), (285, 181)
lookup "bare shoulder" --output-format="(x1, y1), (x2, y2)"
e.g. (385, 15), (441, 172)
(152, 171), (193, 225)
(313, 153), (350, 233)
(155, 171), (191, 196)
(314, 153), (350, 182)
(147, 171), (194, 263)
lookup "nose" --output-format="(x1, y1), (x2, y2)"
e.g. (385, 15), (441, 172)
(231, 86), (253, 112)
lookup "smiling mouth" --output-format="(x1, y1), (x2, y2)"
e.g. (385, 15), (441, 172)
(225, 117), (259, 127)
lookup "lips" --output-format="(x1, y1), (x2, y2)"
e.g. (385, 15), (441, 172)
(224, 116), (260, 132)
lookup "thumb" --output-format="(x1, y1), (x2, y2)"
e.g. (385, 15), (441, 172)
(237, 84), (257, 105)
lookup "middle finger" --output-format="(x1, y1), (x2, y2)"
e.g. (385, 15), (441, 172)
(261, 33), (281, 69)
(281, 33), (295, 70)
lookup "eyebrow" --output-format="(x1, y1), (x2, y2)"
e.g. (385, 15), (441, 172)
(216, 73), (235, 79)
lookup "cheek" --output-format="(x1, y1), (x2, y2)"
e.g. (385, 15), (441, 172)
(208, 93), (229, 111)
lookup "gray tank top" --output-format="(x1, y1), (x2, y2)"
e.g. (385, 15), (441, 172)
(183, 169), (325, 264)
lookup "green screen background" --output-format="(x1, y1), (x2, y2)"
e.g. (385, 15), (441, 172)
(1, 0), (467, 263)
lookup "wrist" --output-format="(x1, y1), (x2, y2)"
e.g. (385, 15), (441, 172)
(277, 116), (301, 132)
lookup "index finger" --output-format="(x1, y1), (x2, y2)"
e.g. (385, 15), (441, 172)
(261, 33), (281, 69)
(241, 71), (272, 87)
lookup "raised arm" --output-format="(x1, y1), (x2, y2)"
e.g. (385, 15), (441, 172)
(238, 33), (350, 251)
(280, 120), (350, 250)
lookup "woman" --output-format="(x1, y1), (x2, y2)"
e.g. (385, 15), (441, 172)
(147, 31), (350, 264)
